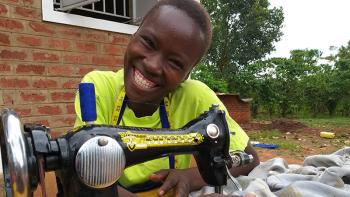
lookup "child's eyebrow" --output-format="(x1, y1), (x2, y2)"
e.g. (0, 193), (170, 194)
(169, 52), (190, 66)
(138, 29), (157, 41)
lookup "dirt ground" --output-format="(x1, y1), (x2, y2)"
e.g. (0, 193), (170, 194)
(241, 118), (350, 164)
(1, 119), (349, 196)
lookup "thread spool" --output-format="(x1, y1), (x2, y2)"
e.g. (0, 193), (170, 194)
(79, 83), (97, 124)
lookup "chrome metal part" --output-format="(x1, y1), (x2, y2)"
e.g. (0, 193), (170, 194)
(226, 165), (243, 192)
(98, 137), (109, 146)
(247, 154), (254, 164)
(0, 109), (30, 197)
(210, 104), (220, 110)
(206, 124), (220, 139)
(229, 151), (254, 167)
(231, 154), (242, 167)
(75, 136), (126, 188)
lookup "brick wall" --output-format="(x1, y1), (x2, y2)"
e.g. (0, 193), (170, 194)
(0, 0), (130, 137)
(217, 94), (251, 124)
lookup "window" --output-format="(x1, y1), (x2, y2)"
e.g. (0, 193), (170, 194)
(42, 0), (157, 34)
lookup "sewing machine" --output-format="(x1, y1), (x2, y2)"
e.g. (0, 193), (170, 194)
(0, 84), (253, 197)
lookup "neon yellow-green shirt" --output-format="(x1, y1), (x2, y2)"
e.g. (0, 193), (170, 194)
(74, 69), (249, 187)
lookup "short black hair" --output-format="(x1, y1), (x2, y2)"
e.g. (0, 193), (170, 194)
(141, 0), (212, 58)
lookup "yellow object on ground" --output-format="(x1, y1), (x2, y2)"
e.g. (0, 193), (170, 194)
(320, 131), (335, 139)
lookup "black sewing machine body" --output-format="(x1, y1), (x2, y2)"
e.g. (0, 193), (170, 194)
(0, 105), (247, 197)
(55, 106), (230, 196)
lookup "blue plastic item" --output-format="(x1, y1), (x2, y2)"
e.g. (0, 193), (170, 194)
(79, 83), (97, 123)
(253, 143), (279, 149)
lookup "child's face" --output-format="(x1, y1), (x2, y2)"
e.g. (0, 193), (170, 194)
(124, 5), (205, 104)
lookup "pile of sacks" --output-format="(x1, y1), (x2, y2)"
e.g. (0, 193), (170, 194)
(191, 147), (350, 197)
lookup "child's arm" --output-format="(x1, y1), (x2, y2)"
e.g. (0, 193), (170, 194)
(228, 142), (260, 177)
(149, 143), (259, 196)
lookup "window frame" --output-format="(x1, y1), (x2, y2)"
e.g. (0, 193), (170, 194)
(42, 0), (138, 35)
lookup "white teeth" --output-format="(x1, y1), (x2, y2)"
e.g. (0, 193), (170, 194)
(134, 69), (156, 89)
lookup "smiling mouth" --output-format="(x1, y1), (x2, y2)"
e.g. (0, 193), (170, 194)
(134, 68), (157, 89)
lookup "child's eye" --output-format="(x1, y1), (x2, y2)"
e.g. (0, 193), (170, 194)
(169, 59), (184, 70)
(141, 36), (155, 49)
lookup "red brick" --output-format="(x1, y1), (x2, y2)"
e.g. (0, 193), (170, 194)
(63, 53), (89, 64)
(50, 129), (69, 138)
(2, 92), (15, 105)
(104, 44), (125, 55)
(37, 105), (62, 115)
(0, 18), (23, 31)
(92, 55), (118, 66)
(0, 4), (8, 16)
(76, 42), (97, 52)
(84, 32), (108, 43)
(14, 7), (40, 19)
(23, 0), (33, 5)
(33, 51), (60, 62)
(0, 32), (10, 45)
(1, 0), (19, 5)
(23, 116), (50, 127)
(110, 34), (130, 45)
(59, 28), (82, 39)
(20, 91), (46, 102)
(16, 64), (45, 75)
(78, 66), (95, 76)
(17, 35), (42, 47)
(62, 79), (79, 89)
(48, 39), (71, 50)
(116, 57), (124, 67)
(0, 63), (11, 72)
(48, 64), (75, 76)
(23, 0), (41, 9)
(0, 77), (29, 88)
(32, 78), (58, 88)
(51, 91), (75, 102)
(115, 65), (123, 70)
(14, 107), (31, 116)
(66, 104), (75, 114)
(0, 49), (27, 60)
(29, 22), (55, 35)
(217, 94), (251, 123)
(51, 115), (75, 127)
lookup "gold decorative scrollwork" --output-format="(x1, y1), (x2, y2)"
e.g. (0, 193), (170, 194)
(119, 131), (204, 151)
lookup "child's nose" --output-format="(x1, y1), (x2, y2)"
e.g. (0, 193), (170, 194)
(143, 53), (163, 75)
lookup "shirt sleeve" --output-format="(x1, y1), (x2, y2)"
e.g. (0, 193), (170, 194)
(226, 114), (249, 151)
(173, 80), (249, 151)
(196, 81), (249, 151)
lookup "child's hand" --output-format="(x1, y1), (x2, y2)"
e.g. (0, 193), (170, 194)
(149, 169), (194, 197)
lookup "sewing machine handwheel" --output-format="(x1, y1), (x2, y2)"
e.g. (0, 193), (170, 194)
(0, 108), (31, 197)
